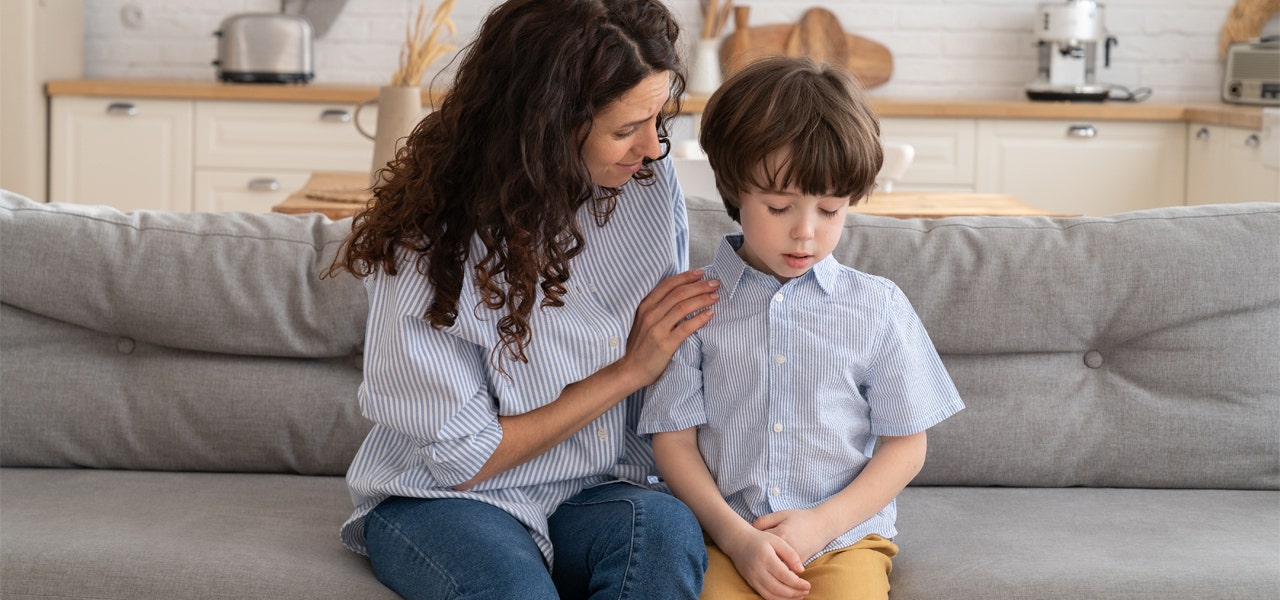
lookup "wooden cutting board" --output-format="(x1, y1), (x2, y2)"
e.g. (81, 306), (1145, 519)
(719, 9), (893, 89)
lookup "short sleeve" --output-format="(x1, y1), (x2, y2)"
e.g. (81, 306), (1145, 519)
(638, 331), (707, 434)
(863, 286), (965, 437)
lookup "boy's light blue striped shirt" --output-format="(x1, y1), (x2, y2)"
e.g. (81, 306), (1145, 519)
(339, 158), (689, 567)
(639, 233), (964, 563)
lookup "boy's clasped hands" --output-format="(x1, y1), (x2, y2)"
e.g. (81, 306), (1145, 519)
(721, 507), (836, 599)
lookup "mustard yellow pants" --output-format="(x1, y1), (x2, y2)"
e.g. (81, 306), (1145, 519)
(700, 535), (899, 600)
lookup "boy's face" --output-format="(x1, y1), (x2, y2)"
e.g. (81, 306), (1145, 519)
(735, 184), (850, 283)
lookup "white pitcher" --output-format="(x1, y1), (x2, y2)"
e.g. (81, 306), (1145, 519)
(355, 86), (424, 188)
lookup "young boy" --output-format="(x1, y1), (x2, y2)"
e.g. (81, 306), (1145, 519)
(639, 56), (965, 600)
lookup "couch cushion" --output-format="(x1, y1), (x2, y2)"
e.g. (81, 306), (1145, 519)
(0, 191), (366, 357)
(0, 304), (369, 473)
(892, 486), (1280, 599)
(3, 468), (1274, 600)
(0, 192), (371, 474)
(686, 197), (1280, 490)
(0, 468), (398, 600)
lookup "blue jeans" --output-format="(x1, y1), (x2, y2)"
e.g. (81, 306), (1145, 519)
(364, 482), (707, 600)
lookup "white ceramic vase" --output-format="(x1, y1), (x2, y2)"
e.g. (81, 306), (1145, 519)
(688, 38), (722, 96)
(355, 85), (424, 188)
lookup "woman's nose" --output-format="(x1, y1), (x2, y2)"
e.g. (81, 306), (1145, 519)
(638, 126), (663, 160)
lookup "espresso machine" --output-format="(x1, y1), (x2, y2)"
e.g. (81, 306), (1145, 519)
(1026, 0), (1118, 102)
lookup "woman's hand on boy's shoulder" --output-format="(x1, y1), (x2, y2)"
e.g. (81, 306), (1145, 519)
(619, 269), (719, 386)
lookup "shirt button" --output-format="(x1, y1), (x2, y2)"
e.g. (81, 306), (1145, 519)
(608, 336), (619, 348)
(774, 355), (786, 365)
(773, 293), (785, 303)
(772, 423), (783, 433)
(770, 486), (781, 496)
(588, 283), (598, 293)
(597, 429), (608, 440)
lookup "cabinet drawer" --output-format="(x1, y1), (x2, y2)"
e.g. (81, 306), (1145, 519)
(50, 97), (193, 211)
(194, 101), (383, 171)
(879, 117), (977, 191)
(192, 169), (312, 213)
(976, 119), (1186, 215)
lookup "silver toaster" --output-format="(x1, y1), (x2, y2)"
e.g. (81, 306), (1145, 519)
(213, 13), (314, 84)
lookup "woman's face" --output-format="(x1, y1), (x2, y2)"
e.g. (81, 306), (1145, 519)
(582, 71), (671, 187)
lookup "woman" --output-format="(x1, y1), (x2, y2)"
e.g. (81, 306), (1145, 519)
(330, 0), (717, 598)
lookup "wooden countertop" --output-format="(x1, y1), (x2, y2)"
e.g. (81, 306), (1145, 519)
(46, 79), (1266, 129)
(271, 172), (1067, 221)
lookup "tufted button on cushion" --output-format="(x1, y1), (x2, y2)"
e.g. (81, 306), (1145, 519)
(116, 337), (136, 355)
(1083, 350), (1103, 369)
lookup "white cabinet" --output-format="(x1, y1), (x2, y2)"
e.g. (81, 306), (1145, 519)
(49, 97), (387, 213)
(976, 119), (1187, 216)
(193, 101), (376, 172)
(191, 100), (379, 213)
(192, 170), (313, 213)
(1185, 123), (1280, 205)
(880, 118), (977, 192)
(49, 97), (193, 211)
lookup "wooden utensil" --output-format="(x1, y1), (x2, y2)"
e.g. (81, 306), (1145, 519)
(719, 14), (893, 89)
(784, 8), (848, 69)
(720, 6), (754, 76)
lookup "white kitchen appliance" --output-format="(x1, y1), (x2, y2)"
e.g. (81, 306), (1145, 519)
(1222, 37), (1280, 106)
(1026, 0), (1118, 102)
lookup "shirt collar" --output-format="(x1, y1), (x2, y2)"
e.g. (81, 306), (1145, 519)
(710, 234), (752, 303)
(711, 233), (840, 299)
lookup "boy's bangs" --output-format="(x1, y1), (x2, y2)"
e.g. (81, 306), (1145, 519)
(752, 133), (861, 199)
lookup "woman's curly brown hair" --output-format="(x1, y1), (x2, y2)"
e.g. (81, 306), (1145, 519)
(329, 0), (685, 368)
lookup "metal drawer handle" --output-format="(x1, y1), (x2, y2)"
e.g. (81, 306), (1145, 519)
(1195, 127), (1210, 141)
(106, 102), (138, 117)
(1244, 134), (1260, 148)
(320, 109), (352, 123)
(1067, 124), (1097, 138)
(247, 178), (281, 192)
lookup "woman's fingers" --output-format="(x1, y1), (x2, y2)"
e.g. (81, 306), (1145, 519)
(634, 273), (718, 342)
(622, 270), (720, 384)
(636, 269), (705, 315)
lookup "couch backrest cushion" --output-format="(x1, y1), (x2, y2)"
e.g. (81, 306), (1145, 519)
(0, 192), (365, 356)
(1, 192), (370, 474)
(687, 196), (1280, 490)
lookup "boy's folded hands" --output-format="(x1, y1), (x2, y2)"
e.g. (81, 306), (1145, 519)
(753, 508), (834, 567)
(722, 525), (812, 600)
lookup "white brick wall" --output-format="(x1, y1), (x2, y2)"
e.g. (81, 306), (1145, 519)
(84, 0), (1260, 102)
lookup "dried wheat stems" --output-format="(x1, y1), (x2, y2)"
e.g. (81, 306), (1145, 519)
(390, 0), (457, 87)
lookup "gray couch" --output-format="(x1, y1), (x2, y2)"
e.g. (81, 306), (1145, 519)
(1, 189), (1276, 599)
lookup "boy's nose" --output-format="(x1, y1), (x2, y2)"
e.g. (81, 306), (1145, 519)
(792, 218), (815, 240)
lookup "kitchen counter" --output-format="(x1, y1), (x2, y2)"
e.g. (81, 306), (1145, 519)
(271, 172), (1069, 220)
(45, 79), (1266, 129)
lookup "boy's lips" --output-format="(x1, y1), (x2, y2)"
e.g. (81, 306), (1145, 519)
(783, 253), (812, 269)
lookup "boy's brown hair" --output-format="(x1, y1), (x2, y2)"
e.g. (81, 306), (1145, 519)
(699, 56), (883, 222)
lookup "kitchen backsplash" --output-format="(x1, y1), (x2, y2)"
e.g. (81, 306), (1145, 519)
(84, 0), (1260, 102)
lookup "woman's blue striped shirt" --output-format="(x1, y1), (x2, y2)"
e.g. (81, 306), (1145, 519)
(339, 158), (689, 567)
